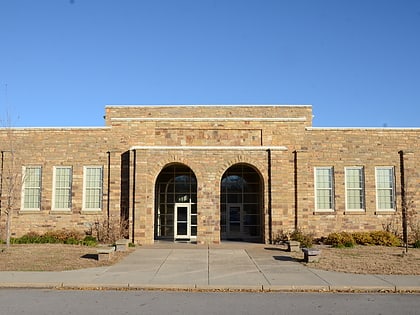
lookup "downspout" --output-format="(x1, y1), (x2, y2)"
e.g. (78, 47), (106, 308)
(0, 151), (4, 216)
(398, 150), (408, 253)
(131, 149), (137, 243)
(293, 150), (298, 230)
(267, 148), (272, 244)
(106, 151), (111, 230)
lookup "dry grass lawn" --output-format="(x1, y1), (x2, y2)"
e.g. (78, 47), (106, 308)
(0, 244), (133, 271)
(0, 244), (419, 275)
(290, 245), (420, 275)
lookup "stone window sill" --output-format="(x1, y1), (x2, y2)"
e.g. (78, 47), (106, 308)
(50, 210), (72, 215)
(80, 210), (103, 215)
(344, 210), (366, 215)
(313, 210), (335, 215)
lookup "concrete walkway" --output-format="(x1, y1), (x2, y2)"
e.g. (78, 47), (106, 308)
(0, 243), (419, 292)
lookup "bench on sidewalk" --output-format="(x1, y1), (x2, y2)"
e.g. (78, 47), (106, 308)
(115, 239), (130, 252)
(96, 247), (115, 261)
(302, 248), (321, 263)
(286, 241), (301, 252)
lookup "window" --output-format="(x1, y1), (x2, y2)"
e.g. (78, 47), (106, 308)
(345, 167), (365, 211)
(52, 166), (72, 210)
(83, 166), (103, 211)
(376, 167), (395, 211)
(314, 167), (334, 211)
(22, 166), (42, 210)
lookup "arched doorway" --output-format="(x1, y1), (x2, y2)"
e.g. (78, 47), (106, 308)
(220, 164), (263, 242)
(154, 164), (197, 242)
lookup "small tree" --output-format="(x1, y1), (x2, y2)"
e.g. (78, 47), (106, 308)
(0, 104), (21, 247)
(406, 176), (419, 247)
(399, 150), (419, 251)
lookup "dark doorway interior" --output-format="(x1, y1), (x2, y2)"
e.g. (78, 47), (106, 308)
(221, 164), (263, 242)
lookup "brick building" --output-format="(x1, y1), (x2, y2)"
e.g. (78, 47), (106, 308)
(0, 105), (418, 244)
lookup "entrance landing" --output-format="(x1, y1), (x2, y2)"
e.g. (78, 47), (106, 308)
(103, 242), (329, 288)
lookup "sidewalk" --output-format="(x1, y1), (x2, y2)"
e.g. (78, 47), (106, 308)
(0, 242), (419, 292)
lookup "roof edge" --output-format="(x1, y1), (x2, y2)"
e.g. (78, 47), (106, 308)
(106, 104), (313, 108)
(307, 127), (420, 131)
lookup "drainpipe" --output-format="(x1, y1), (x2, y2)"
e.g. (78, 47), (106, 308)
(398, 150), (408, 253)
(131, 149), (137, 243)
(293, 150), (298, 231)
(106, 151), (111, 230)
(0, 151), (4, 216)
(267, 148), (272, 244)
(293, 149), (307, 231)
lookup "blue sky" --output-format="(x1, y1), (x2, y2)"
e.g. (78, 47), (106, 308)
(1, 0), (419, 127)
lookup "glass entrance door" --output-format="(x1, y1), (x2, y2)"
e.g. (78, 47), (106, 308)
(227, 204), (242, 238)
(220, 164), (262, 242)
(175, 203), (190, 240)
(155, 164), (197, 242)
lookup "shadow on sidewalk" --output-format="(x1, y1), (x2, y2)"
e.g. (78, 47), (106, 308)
(273, 255), (304, 263)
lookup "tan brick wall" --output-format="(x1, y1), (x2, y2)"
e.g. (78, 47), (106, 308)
(291, 128), (420, 238)
(1, 106), (418, 245)
(105, 105), (313, 123)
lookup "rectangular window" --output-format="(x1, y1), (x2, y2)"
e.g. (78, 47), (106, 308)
(83, 166), (103, 211)
(314, 167), (334, 211)
(22, 166), (42, 210)
(53, 166), (72, 210)
(376, 167), (395, 211)
(345, 167), (365, 211)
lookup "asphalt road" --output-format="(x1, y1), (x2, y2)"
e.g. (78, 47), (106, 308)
(0, 289), (419, 315)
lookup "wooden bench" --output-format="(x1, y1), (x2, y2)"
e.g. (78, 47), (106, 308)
(302, 248), (321, 263)
(115, 239), (130, 252)
(96, 247), (115, 261)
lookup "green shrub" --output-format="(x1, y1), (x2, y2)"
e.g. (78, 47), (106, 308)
(349, 231), (402, 247)
(14, 232), (43, 244)
(64, 237), (80, 245)
(82, 235), (98, 247)
(325, 232), (355, 248)
(290, 229), (313, 248)
(326, 231), (402, 248)
(44, 230), (83, 243)
(413, 240), (420, 248)
(369, 231), (402, 247)
(7, 230), (95, 246)
(64, 230), (84, 241)
(352, 232), (373, 245)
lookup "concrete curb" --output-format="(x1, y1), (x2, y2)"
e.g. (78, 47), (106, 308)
(0, 282), (61, 289)
(1, 282), (419, 293)
(263, 285), (330, 292)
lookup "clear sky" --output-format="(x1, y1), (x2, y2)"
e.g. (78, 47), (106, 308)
(1, 0), (419, 128)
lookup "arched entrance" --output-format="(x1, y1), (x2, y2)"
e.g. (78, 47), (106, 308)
(220, 164), (263, 242)
(154, 164), (197, 242)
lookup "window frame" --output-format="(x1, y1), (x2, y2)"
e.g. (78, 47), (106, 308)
(82, 166), (104, 211)
(314, 167), (335, 212)
(345, 166), (365, 212)
(52, 166), (72, 211)
(21, 166), (42, 211)
(375, 166), (396, 212)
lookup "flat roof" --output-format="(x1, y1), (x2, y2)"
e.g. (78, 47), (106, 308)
(106, 104), (312, 108)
